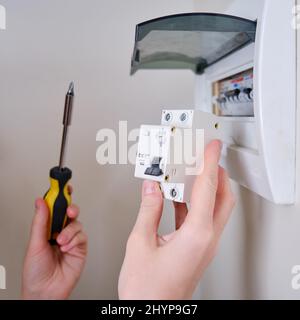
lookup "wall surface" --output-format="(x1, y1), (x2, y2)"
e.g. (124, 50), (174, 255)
(0, 0), (194, 299)
(193, 0), (300, 300)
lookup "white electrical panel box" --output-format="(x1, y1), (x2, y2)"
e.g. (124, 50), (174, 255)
(132, 0), (296, 205)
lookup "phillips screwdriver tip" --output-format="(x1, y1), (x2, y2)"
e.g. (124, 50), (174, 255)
(68, 82), (75, 96)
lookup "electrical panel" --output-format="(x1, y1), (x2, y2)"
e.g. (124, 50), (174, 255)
(132, 0), (296, 204)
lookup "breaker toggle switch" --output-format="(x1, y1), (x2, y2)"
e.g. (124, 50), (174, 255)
(243, 88), (253, 100)
(225, 89), (241, 102)
(144, 157), (163, 177)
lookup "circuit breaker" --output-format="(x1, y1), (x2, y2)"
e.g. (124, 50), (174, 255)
(132, 0), (296, 204)
(135, 115), (199, 202)
(135, 108), (256, 202)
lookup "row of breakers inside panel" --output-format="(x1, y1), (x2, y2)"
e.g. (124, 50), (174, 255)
(216, 88), (254, 115)
(213, 68), (254, 117)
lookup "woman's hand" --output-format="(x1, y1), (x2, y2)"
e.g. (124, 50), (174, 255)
(22, 190), (87, 300)
(119, 140), (235, 300)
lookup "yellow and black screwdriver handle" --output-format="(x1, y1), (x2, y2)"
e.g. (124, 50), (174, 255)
(44, 166), (72, 245)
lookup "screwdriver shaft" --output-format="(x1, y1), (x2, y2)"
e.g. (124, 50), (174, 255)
(59, 82), (74, 169)
(59, 125), (69, 169)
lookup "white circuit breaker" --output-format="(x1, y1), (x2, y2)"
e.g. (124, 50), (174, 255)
(135, 111), (199, 202)
(135, 124), (192, 202)
(135, 108), (256, 202)
(132, 0), (296, 204)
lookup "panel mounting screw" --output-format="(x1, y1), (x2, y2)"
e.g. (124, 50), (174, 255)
(164, 175), (169, 182)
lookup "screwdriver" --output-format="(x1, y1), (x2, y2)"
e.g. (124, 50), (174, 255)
(44, 82), (74, 245)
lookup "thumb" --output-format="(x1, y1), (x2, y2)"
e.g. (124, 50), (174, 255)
(28, 198), (50, 251)
(133, 180), (163, 238)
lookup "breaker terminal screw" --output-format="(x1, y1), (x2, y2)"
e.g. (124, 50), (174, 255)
(165, 113), (171, 122)
(180, 113), (187, 122)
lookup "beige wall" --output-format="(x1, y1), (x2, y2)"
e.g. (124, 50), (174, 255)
(0, 0), (194, 299)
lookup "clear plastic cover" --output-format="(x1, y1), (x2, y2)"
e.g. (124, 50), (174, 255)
(131, 13), (256, 74)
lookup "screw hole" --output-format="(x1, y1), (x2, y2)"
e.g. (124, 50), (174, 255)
(214, 123), (219, 130)
(164, 175), (169, 182)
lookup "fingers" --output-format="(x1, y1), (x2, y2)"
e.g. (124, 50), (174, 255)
(213, 167), (235, 237)
(188, 140), (222, 228)
(28, 198), (50, 251)
(55, 200), (87, 253)
(67, 204), (80, 220)
(60, 231), (87, 252)
(57, 220), (83, 246)
(58, 216), (87, 253)
(132, 180), (163, 239)
(173, 202), (188, 230)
